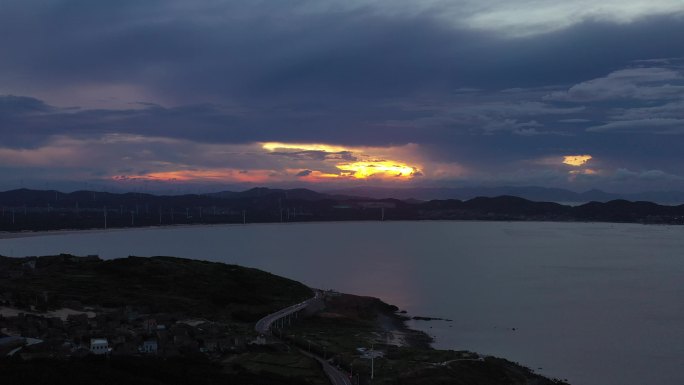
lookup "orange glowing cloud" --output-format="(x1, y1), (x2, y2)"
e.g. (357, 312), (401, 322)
(563, 154), (592, 166)
(569, 168), (598, 175)
(114, 169), (274, 183)
(263, 142), (422, 181)
(262, 142), (349, 153)
(288, 169), (341, 181)
(337, 161), (419, 179)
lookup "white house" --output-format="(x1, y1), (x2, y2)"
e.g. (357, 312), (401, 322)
(90, 338), (110, 355)
(140, 339), (158, 354)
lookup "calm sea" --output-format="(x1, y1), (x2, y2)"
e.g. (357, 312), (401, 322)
(1, 221), (683, 385)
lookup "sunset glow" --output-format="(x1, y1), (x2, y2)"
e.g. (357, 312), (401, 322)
(563, 155), (593, 166)
(261, 142), (349, 153)
(337, 161), (418, 179)
(569, 168), (598, 175)
(115, 169), (274, 183)
(264, 142), (422, 181)
(288, 169), (341, 180)
(3, 0), (684, 196)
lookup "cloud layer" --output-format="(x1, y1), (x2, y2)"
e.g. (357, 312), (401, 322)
(1, 1), (684, 192)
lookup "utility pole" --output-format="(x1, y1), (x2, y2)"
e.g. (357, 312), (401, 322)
(242, 210), (246, 225)
(371, 343), (374, 380)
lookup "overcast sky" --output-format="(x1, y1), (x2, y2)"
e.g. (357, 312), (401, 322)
(2, 0), (684, 193)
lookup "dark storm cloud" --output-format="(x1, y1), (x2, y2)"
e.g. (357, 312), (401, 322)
(2, 0), (684, 191)
(544, 67), (684, 102)
(270, 150), (358, 161)
(0, 96), (245, 147)
(2, 1), (684, 101)
(587, 119), (684, 134)
(0, 95), (54, 114)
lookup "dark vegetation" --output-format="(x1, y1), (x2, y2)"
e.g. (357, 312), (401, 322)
(0, 187), (683, 232)
(0, 254), (312, 321)
(0, 355), (313, 385)
(0, 255), (326, 384)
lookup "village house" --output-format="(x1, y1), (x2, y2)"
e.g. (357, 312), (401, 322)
(140, 339), (158, 354)
(90, 338), (110, 355)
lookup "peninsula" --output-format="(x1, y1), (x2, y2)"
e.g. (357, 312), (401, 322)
(0, 254), (570, 385)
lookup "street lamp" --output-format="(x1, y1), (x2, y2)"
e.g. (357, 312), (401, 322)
(371, 343), (374, 380)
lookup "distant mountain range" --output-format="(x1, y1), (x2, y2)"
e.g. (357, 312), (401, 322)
(4, 186), (684, 205)
(327, 186), (684, 204)
(0, 187), (683, 232)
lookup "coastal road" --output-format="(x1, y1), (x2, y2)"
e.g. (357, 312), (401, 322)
(255, 290), (319, 335)
(255, 290), (352, 385)
(300, 349), (352, 385)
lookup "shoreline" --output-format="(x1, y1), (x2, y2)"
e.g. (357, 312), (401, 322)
(378, 305), (435, 349)
(310, 291), (570, 384)
(0, 218), (672, 241)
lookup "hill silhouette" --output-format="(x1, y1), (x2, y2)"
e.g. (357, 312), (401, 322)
(0, 188), (682, 232)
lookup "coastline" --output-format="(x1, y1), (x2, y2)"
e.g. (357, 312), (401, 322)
(0, 253), (570, 384)
(299, 291), (570, 384)
(376, 304), (434, 349)
(0, 218), (674, 241)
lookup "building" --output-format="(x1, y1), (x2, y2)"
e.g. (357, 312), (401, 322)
(140, 339), (158, 354)
(90, 338), (110, 355)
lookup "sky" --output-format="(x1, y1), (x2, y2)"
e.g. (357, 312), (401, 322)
(1, 0), (684, 193)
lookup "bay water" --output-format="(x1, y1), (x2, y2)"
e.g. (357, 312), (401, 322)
(1, 221), (683, 385)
